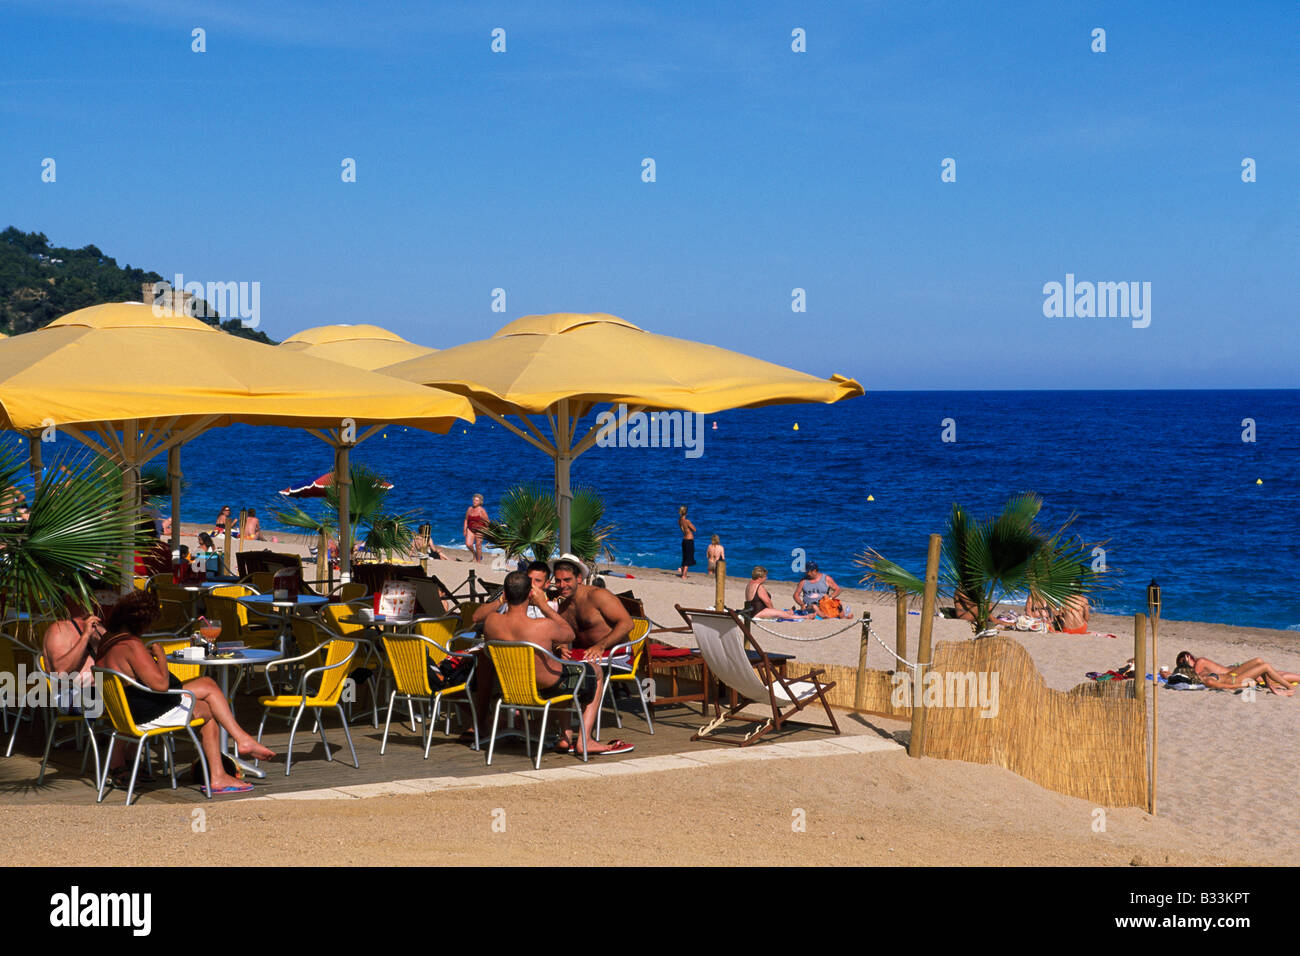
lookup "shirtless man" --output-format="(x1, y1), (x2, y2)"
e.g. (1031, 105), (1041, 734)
(1178, 651), (1299, 696)
(472, 561), (556, 624)
(42, 597), (106, 685)
(552, 555), (633, 662)
(482, 571), (627, 755)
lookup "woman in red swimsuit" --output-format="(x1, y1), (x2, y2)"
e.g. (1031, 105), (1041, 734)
(463, 493), (489, 563)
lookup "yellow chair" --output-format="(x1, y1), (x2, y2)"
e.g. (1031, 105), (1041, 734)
(91, 666), (210, 806)
(485, 641), (593, 769)
(143, 637), (202, 683)
(35, 654), (102, 786)
(328, 582), (367, 603)
(249, 572), (275, 594)
(381, 618), (478, 757)
(594, 617), (654, 740)
(205, 585), (277, 650)
(133, 576), (150, 592)
(152, 581), (198, 635)
(256, 636), (359, 775)
(457, 603), (484, 631)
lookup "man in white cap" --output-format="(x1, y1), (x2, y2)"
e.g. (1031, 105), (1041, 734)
(551, 553), (634, 663)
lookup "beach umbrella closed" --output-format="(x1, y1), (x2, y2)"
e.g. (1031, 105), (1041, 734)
(278, 324), (436, 371)
(0, 303), (474, 586)
(382, 312), (863, 554)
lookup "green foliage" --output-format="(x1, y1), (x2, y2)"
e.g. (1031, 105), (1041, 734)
(271, 462), (414, 562)
(0, 226), (275, 343)
(482, 482), (615, 565)
(0, 443), (152, 619)
(855, 493), (1113, 637)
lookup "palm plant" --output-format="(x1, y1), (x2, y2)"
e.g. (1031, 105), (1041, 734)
(0, 442), (151, 621)
(855, 493), (1111, 637)
(482, 482), (615, 565)
(271, 462), (414, 561)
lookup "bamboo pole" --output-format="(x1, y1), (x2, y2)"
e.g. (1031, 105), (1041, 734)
(237, 508), (248, 554)
(318, 528), (331, 592)
(714, 558), (726, 611)
(908, 533), (943, 758)
(119, 422), (139, 594)
(1148, 584), (1161, 816)
(895, 587), (907, 676)
(854, 612), (871, 710)
(1133, 612), (1146, 703)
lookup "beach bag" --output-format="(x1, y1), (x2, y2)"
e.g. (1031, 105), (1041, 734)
(817, 596), (843, 618)
(431, 654), (474, 689)
(1015, 614), (1047, 633)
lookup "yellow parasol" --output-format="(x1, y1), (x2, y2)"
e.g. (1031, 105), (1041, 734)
(0, 303), (474, 584)
(278, 324), (436, 371)
(383, 312), (863, 553)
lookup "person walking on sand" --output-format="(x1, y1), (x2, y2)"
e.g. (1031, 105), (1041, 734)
(463, 494), (489, 563)
(677, 506), (696, 579)
(706, 534), (725, 574)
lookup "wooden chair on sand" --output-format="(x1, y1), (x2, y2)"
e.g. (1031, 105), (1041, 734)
(675, 605), (840, 747)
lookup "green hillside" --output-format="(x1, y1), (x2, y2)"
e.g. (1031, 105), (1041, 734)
(0, 227), (274, 343)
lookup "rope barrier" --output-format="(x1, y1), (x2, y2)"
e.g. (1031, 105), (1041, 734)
(867, 625), (932, 670)
(747, 616), (862, 642)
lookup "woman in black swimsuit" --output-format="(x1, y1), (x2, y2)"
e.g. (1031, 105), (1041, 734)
(95, 591), (275, 793)
(742, 567), (800, 621)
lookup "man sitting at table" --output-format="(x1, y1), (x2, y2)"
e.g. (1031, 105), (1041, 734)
(552, 555), (633, 664)
(471, 561), (557, 624)
(482, 571), (630, 756)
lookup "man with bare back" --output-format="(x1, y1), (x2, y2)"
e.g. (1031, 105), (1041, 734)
(483, 570), (632, 756)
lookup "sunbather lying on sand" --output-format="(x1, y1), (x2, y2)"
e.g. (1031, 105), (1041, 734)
(1176, 651), (1299, 696)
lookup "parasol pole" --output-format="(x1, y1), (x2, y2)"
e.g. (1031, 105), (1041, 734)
(28, 433), (42, 488)
(555, 398), (573, 557)
(120, 421), (140, 593)
(336, 439), (352, 583)
(168, 443), (182, 555)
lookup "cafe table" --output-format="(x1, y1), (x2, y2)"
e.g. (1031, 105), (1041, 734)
(166, 647), (282, 779)
(237, 594), (330, 654)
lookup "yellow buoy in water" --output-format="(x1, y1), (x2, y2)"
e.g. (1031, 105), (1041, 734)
(1256, 478), (1263, 484)
(793, 423), (799, 431)
(867, 494), (875, 501)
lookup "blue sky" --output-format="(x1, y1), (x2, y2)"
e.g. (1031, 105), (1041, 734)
(3, 0), (1297, 388)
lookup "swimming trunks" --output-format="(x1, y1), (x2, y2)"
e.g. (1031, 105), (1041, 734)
(681, 539), (695, 567)
(540, 667), (598, 705)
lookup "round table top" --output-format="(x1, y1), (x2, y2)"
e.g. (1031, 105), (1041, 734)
(167, 648), (282, 666)
(237, 594), (330, 608)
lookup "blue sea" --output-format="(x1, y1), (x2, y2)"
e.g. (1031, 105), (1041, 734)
(19, 390), (1300, 631)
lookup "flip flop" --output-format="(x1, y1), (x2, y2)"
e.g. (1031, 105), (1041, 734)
(201, 782), (255, 796)
(595, 739), (634, 756)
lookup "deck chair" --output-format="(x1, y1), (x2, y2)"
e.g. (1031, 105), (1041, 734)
(675, 606), (840, 746)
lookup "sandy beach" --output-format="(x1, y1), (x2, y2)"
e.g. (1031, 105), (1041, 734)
(129, 525), (1298, 867)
